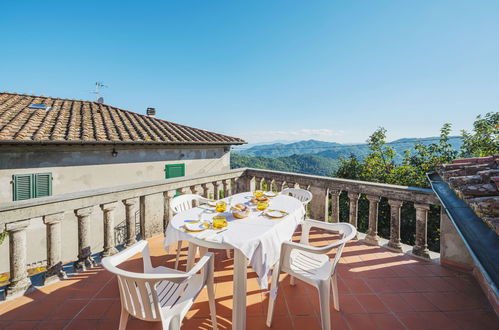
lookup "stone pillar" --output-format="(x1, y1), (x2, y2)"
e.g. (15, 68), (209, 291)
(100, 202), (119, 257)
(330, 189), (341, 223)
(190, 185), (203, 206)
(43, 213), (66, 284)
(387, 199), (403, 252)
(163, 190), (177, 224)
(413, 203), (431, 259)
(5, 220), (31, 298)
(274, 180), (285, 192)
(230, 178), (238, 194)
(255, 177), (263, 191)
(74, 207), (96, 271)
(213, 181), (223, 199)
(347, 192), (360, 228)
(309, 186), (329, 221)
(223, 179), (232, 196)
(365, 195), (381, 245)
(265, 178), (274, 192)
(201, 183), (211, 198)
(123, 198), (139, 247)
(140, 193), (164, 239)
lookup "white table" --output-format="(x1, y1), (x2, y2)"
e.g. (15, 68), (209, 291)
(164, 192), (305, 330)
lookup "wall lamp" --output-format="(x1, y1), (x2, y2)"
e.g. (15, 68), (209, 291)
(111, 147), (118, 157)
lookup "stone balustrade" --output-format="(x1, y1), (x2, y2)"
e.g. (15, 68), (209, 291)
(0, 167), (441, 299)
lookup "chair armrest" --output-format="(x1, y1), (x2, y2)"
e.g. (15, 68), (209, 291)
(186, 252), (214, 276)
(302, 219), (342, 234)
(282, 240), (344, 256)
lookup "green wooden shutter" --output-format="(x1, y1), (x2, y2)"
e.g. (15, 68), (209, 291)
(13, 174), (33, 201)
(165, 164), (185, 179)
(34, 173), (52, 198)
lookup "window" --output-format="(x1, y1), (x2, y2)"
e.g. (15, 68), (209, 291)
(165, 164), (185, 179)
(13, 173), (52, 201)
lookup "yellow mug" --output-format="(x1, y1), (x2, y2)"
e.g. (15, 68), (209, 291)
(215, 201), (227, 213)
(256, 201), (269, 211)
(212, 216), (228, 229)
(254, 190), (264, 198)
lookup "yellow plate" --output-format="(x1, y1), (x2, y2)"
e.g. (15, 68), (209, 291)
(264, 210), (288, 218)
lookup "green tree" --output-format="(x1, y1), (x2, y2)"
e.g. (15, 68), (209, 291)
(461, 112), (499, 157)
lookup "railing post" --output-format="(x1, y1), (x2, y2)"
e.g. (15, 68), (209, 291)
(123, 198), (139, 247)
(365, 195), (381, 245)
(43, 213), (66, 284)
(255, 177), (263, 190)
(413, 203), (430, 259)
(230, 178), (238, 194)
(330, 189), (341, 223)
(74, 207), (96, 271)
(347, 192), (360, 233)
(387, 199), (404, 252)
(201, 183), (210, 198)
(309, 186), (329, 221)
(265, 178), (274, 192)
(100, 202), (119, 257)
(274, 180), (285, 192)
(213, 181), (222, 199)
(223, 179), (232, 196)
(5, 219), (31, 298)
(163, 190), (177, 228)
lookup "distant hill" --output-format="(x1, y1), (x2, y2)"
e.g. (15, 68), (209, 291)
(231, 153), (341, 177)
(235, 136), (463, 164)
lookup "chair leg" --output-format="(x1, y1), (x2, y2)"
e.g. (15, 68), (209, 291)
(331, 274), (340, 311)
(118, 306), (129, 330)
(186, 243), (198, 271)
(207, 269), (218, 330)
(318, 281), (331, 330)
(290, 276), (296, 286)
(266, 263), (281, 327)
(226, 249), (231, 258)
(174, 241), (182, 269)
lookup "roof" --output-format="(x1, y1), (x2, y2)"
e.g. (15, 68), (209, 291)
(0, 92), (246, 146)
(438, 155), (499, 234)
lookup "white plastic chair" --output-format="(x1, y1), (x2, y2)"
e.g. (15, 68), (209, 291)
(102, 240), (217, 330)
(266, 221), (356, 330)
(280, 188), (313, 206)
(170, 194), (230, 268)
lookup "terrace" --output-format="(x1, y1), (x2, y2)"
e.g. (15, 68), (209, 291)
(0, 168), (497, 329)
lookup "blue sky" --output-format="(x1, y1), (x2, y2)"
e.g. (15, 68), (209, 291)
(1, 1), (498, 144)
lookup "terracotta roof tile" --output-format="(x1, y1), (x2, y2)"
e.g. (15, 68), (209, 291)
(0, 92), (245, 145)
(438, 155), (499, 233)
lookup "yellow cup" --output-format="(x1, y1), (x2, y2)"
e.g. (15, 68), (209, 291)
(254, 190), (264, 198)
(215, 201), (227, 213)
(212, 216), (228, 229)
(256, 201), (269, 211)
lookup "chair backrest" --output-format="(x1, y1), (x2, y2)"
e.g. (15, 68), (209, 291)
(101, 241), (190, 321)
(280, 188), (313, 205)
(170, 194), (206, 215)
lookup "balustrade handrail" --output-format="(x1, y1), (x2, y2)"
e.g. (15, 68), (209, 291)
(0, 168), (247, 226)
(244, 168), (439, 204)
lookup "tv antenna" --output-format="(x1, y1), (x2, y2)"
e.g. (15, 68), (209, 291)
(90, 82), (108, 103)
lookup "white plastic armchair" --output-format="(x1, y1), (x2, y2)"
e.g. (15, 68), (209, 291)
(266, 220), (356, 330)
(280, 188), (313, 206)
(101, 240), (217, 330)
(170, 194), (209, 269)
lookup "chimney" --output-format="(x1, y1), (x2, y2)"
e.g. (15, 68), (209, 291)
(146, 107), (156, 117)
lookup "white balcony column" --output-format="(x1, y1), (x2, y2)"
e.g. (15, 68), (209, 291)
(330, 189), (342, 223)
(347, 192), (360, 233)
(223, 179), (232, 196)
(163, 190), (177, 228)
(309, 186), (329, 221)
(123, 198), (139, 247)
(365, 195), (381, 245)
(43, 213), (67, 284)
(387, 199), (404, 252)
(74, 207), (96, 271)
(5, 219), (32, 298)
(254, 177), (263, 191)
(100, 202), (119, 257)
(201, 183), (211, 198)
(265, 178), (274, 192)
(230, 178), (238, 194)
(274, 180), (285, 192)
(413, 203), (431, 259)
(213, 181), (223, 199)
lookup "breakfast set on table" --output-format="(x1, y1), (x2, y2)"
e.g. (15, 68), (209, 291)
(102, 188), (356, 330)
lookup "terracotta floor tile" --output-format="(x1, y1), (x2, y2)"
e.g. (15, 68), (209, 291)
(344, 313), (373, 330)
(400, 293), (438, 312)
(423, 292), (487, 311)
(343, 278), (373, 294)
(396, 312), (430, 330)
(336, 295), (365, 314)
(262, 293), (289, 316)
(36, 320), (68, 329)
(377, 294), (413, 312)
(444, 310), (499, 330)
(4, 320), (40, 329)
(65, 319), (100, 330)
(355, 294), (389, 313)
(418, 311), (462, 330)
(364, 278), (393, 293)
(292, 315), (322, 330)
(75, 300), (112, 320)
(286, 295), (316, 316)
(16, 298), (64, 321)
(384, 277), (414, 293)
(370, 313), (405, 330)
(49, 300), (89, 320)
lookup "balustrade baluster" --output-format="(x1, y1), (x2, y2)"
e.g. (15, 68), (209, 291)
(309, 186), (329, 221)
(365, 195), (381, 245)
(255, 177), (263, 191)
(43, 213), (66, 284)
(387, 199), (404, 252)
(413, 203), (431, 259)
(201, 183), (210, 198)
(5, 219), (32, 298)
(230, 177), (238, 194)
(330, 189), (341, 223)
(100, 202), (119, 257)
(123, 198), (139, 247)
(347, 192), (360, 235)
(213, 181), (222, 199)
(74, 207), (96, 271)
(223, 179), (232, 196)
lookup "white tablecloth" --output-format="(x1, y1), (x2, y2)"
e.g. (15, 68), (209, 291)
(164, 192), (305, 288)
